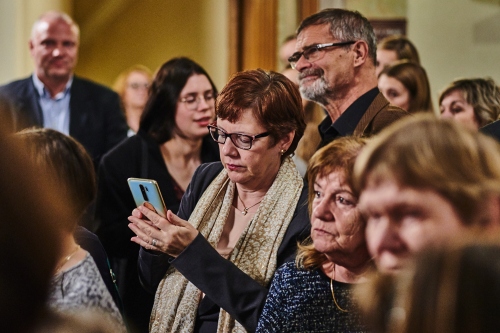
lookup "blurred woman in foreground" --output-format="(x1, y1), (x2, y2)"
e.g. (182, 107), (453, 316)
(18, 128), (126, 332)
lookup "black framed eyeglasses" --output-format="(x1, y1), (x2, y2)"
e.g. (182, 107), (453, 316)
(179, 91), (215, 110)
(207, 123), (270, 150)
(288, 41), (356, 69)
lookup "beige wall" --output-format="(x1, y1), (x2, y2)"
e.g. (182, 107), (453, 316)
(75, 0), (229, 90)
(0, 0), (72, 84)
(407, 0), (500, 108)
(342, 0), (407, 18)
(2, 0), (500, 106)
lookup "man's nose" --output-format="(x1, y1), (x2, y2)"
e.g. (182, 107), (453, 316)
(294, 54), (310, 72)
(52, 46), (62, 57)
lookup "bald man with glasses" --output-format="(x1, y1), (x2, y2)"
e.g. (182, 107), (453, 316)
(291, 8), (409, 148)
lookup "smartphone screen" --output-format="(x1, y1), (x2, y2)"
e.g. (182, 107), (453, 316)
(127, 178), (167, 217)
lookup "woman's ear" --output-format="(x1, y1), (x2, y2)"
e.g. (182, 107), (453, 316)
(280, 130), (296, 152)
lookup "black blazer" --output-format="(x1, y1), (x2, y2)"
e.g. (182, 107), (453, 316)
(0, 75), (128, 164)
(138, 162), (311, 332)
(95, 132), (219, 333)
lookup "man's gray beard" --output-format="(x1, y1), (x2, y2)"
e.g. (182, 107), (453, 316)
(299, 76), (330, 106)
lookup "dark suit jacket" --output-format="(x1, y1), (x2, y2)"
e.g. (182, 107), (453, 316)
(318, 91), (409, 148)
(138, 162), (311, 332)
(0, 75), (127, 164)
(95, 131), (219, 333)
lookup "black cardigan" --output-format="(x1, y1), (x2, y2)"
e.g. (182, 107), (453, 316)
(138, 162), (310, 332)
(95, 131), (219, 333)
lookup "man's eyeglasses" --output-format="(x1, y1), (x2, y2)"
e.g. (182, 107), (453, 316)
(180, 92), (215, 111)
(207, 123), (270, 150)
(288, 41), (356, 69)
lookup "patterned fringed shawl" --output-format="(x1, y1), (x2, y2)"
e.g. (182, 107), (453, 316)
(150, 157), (303, 333)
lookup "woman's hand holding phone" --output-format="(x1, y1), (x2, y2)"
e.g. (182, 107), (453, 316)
(128, 206), (199, 257)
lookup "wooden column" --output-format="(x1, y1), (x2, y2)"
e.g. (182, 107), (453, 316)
(298, 0), (319, 21)
(228, 0), (278, 74)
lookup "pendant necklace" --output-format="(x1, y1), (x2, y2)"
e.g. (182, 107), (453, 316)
(237, 194), (262, 216)
(56, 245), (80, 273)
(330, 263), (349, 312)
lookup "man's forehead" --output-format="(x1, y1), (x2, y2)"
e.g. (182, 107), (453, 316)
(33, 18), (79, 39)
(296, 24), (333, 50)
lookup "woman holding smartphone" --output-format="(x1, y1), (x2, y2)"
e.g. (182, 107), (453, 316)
(95, 57), (220, 333)
(129, 69), (310, 332)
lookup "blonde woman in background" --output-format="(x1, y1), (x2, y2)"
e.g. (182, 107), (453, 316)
(439, 77), (500, 130)
(113, 64), (153, 136)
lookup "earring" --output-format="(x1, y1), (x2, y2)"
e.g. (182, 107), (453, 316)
(280, 149), (286, 156)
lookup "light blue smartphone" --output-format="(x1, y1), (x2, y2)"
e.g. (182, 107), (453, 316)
(127, 178), (167, 217)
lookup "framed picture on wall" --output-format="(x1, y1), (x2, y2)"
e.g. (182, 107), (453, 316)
(370, 19), (407, 41)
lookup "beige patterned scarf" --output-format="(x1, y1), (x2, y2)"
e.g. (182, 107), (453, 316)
(149, 156), (303, 333)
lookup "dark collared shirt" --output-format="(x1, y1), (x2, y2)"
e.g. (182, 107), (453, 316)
(318, 87), (379, 148)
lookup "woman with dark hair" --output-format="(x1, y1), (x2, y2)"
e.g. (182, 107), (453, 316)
(96, 57), (220, 332)
(378, 60), (434, 114)
(129, 69), (310, 332)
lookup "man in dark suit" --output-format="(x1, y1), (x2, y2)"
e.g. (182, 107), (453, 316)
(290, 8), (409, 148)
(0, 11), (127, 165)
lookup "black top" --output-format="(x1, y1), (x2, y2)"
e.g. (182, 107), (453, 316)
(318, 87), (379, 148)
(95, 131), (219, 333)
(138, 162), (311, 332)
(481, 120), (500, 143)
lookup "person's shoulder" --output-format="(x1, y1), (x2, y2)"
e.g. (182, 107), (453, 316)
(382, 104), (409, 116)
(274, 261), (318, 287)
(277, 260), (298, 275)
(0, 77), (32, 95)
(104, 134), (142, 156)
(368, 93), (411, 129)
(481, 120), (500, 142)
(371, 92), (407, 116)
(185, 162), (224, 194)
(201, 135), (221, 162)
(100, 135), (142, 167)
(72, 76), (118, 97)
(194, 161), (224, 178)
